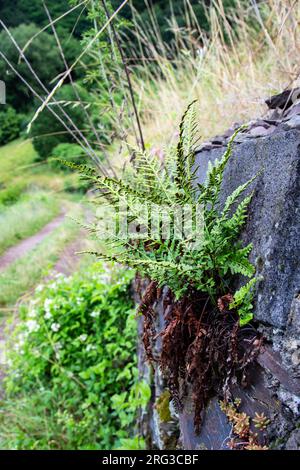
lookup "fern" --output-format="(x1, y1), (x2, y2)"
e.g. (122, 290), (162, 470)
(70, 103), (258, 325)
(175, 100), (199, 203)
(229, 278), (260, 326)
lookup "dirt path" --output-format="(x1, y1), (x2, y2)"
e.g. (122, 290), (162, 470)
(0, 213), (65, 271)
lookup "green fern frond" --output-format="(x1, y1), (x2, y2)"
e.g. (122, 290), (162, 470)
(226, 258), (255, 277)
(175, 100), (199, 202)
(199, 126), (245, 208)
(58, 159), (97, 180)
(224, 193), (253, 234)
(222, 175), (257, 217)
(229, 277), (259, 325)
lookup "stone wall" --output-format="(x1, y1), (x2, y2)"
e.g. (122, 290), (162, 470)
(136, 97), (300, 450)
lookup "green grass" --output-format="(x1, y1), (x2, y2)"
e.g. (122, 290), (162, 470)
(0, 139), (86, 199)
(0, 193), (61, 256)
(0, 139), (37, 182)
(0, 216), (79, 308)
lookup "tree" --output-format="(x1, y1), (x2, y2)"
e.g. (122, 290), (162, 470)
(0, 23), (79, 112)
(0, 0), (88, 38)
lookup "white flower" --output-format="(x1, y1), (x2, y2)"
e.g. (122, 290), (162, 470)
(26, 319), (40, 333)
(17, 332), (27, 343)
(36, 284), (44, 293)
(44, 311), (52, 320)
(44, 299), (52, 310)
(86, 344), (96, 352)
(90, 311), (100, 318)
(51, 323), (60, 332)
(28, 309), (37, 319)
(78, 334), (87, 342)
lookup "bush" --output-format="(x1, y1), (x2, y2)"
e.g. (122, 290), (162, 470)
(50, 143), (86, 170)
(1, 263), (149, 450)
(0, 181), (26, 206)
(0, 107), (22, 145)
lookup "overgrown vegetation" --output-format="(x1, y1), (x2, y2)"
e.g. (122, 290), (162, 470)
(132, 0), (300, 146)
(0, 139), (86, 199)
(30, 84), (93, 161)
(0, 262), (149, 449)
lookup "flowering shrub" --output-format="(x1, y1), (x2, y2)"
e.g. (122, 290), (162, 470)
(1, 263), (150, 450)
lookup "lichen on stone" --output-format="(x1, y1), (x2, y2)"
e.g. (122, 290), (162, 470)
(156, 390), (172, 423)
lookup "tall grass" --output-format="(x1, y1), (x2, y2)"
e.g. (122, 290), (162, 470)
(129, 0), (300, 147)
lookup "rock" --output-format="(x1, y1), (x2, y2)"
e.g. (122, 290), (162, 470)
(287, 296), (300, 334)
(197, 142), (214, 152)
(265, 88), (300, 110)
(248, 119), (271, 130)
(248, 125), (276, 137)
(283, 115), (300, 130)
(285, 429), (300, 450)
(283, 103), (300, 119)
(179, 398), (232, 450)
(257, 346), (300, 396)
(211, 136), (225, 145)
(265, 108), (284, 121)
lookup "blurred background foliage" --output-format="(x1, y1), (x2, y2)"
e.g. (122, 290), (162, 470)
(0, 0), (244, 159)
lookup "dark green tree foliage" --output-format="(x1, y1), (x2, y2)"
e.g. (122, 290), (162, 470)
(0, 23), (79, 112)
(30, 84), (91, 160)
(0, 0), (88, 37)
(0, 106), (22, 145)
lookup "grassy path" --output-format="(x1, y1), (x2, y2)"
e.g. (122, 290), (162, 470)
(0, 212), (65, 271)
